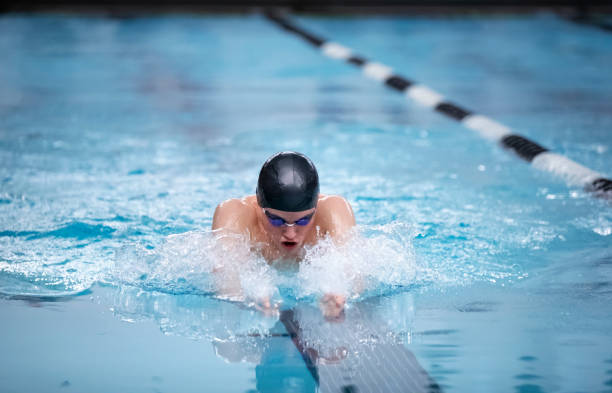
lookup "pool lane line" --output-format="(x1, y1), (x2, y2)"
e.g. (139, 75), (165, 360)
(280, 310), (321, 385)
(565, 13), (612, 33)
(265, 11), (612, 200)
(279, 308), (442, 393)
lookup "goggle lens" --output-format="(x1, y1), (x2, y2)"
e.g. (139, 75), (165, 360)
(264, 211), (314, 227)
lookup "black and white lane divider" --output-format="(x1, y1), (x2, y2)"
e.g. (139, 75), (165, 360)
(265, 11), (612, 200)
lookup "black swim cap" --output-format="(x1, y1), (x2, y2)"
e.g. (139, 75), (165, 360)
(256, 152), (319, 212)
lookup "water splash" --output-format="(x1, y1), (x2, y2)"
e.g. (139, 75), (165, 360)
(297, 223), (419, 299)
(108, 221), (496, 305)
(0, 260), (96, 297)
(0, 217), (529, 302)
(110, 230), (280, 303)
(111, 231), (217, 296)
(109, 224), (418, 303)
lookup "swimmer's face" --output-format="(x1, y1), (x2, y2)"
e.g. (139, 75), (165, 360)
(260, 207), (316, 256)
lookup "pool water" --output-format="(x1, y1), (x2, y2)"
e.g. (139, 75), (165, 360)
(1, 12), (611, 393)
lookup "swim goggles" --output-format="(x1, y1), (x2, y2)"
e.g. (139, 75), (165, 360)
(263, 210), (315, 227)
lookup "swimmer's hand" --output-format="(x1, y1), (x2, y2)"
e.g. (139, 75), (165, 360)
(253, 297), (280, 317)
(319, 294), (346, 321)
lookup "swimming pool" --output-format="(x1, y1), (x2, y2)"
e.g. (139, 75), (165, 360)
(1, 11), (611, 393)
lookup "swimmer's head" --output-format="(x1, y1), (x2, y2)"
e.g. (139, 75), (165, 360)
(256, 151), (319, 212)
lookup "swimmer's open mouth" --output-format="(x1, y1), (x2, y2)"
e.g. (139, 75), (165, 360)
(282, 241), (298, 248)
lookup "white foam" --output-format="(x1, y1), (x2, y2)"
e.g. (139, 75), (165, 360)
(100, 219), (536, 342)
(110, 223), (421, 305)
(297, 223), (418, 299)
(0, 236), (101, 297)
(103, 225), (422, 341)
(112, 231), (279, 303)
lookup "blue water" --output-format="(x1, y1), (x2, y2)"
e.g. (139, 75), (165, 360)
(1, 12), (611, 393)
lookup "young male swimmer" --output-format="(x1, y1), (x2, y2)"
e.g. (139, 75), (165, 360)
(212, 151), (356, 317)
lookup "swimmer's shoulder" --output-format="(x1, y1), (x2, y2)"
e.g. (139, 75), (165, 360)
(317, 194), (354, 216)
(315, 194), (356, 234)
(212, 196), (258, 232)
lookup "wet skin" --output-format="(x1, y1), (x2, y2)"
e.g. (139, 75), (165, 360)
(212, 194), (356, 318)
(257, 207), (317, 259)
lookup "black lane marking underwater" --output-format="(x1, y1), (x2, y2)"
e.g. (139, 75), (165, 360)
(280, 309), (320, 385)
(280, 303), (442, 393)
(501, 135), (548, 162)
(264, 11), (612, 200)
(279, 307), (444, 393)
(341, 385), (358, 393)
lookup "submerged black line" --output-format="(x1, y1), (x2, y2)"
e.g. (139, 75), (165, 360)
(279, 309), (320, 385)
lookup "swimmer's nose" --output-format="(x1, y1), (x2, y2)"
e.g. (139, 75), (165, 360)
(282, 225), (297, 239)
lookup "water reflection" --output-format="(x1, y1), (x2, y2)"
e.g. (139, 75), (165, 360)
(100, 286), (439, 393)
(277, 301), (440, 393)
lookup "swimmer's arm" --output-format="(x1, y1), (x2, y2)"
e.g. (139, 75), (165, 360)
(211, 199), (252, 298)
(211, 199), (277, 313)
(317, 196), (358, 319)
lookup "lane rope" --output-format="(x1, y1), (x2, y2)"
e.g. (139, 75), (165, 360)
(566, 14), (612, 33)
(265, 11), (612, 200)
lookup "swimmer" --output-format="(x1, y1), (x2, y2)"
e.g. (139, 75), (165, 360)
(212, 151), (356, 318)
